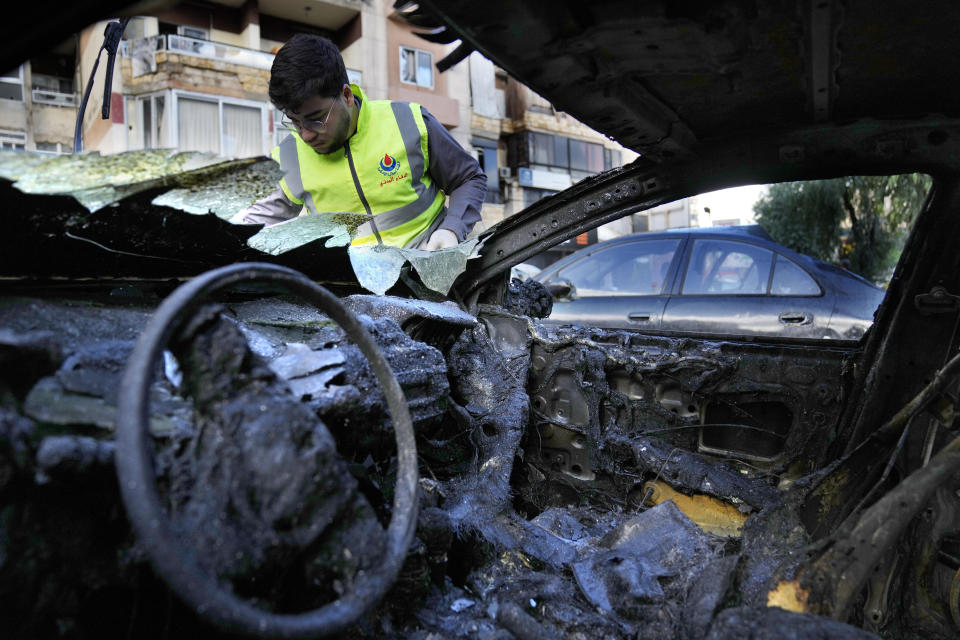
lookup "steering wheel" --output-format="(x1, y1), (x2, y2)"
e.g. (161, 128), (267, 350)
(116, 263), (419, 638)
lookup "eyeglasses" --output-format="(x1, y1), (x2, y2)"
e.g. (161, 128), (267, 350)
(280, 97), (341, 134)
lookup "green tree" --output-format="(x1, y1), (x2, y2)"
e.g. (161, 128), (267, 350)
(753, 174), (931, 283)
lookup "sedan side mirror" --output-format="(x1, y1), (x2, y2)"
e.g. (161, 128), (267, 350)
(547, 279), (575, 300)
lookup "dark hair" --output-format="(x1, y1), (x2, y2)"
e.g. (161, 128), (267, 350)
(269, 34), (348, 112)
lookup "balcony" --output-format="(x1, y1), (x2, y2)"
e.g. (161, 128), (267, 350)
(122, 35), (275, 71)
(32, 89), (76, 107)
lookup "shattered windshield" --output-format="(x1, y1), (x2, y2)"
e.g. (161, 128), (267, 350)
(0, 149), (480, 296)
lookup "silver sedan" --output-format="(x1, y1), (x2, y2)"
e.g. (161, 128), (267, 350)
(534, 226), (885, 340)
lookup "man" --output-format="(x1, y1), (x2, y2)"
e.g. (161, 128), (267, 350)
(239, 34), (487, 251)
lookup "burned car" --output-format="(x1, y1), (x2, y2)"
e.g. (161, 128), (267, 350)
(3, 1), (960, 639)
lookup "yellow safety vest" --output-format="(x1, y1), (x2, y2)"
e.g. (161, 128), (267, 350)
(272, 85), (447, 248)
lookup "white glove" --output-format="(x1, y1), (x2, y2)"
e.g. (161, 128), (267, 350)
(229, 209), (254, 224)
(423, 228), (459, 251)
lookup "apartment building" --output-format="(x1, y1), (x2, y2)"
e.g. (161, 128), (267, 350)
(109, 0), (472, 158)
(1, 0), (640, 243)
(467, 52), (639, 240)
(0, 34), (78, 153)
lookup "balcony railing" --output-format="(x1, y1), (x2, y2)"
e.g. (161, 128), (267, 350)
(31, 89), (76, 107)
(122, 34), (274, 71)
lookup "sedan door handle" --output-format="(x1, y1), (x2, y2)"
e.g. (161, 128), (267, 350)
(779, 311), (812, 325)
(627, 312), (652, 322)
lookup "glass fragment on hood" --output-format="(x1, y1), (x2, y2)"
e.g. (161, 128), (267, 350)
(152, 158), (284, 219)
(405, 240), (482, 294)
(245, 211), (369, 254)
(0, 149), (229, 211)
(348, 244), (409, 296)
(348, 238), (482, 296)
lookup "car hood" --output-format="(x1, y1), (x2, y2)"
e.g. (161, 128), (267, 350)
(0, 148), (480, 298)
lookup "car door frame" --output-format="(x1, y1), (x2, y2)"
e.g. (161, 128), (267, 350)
(539, 234), (688, 330)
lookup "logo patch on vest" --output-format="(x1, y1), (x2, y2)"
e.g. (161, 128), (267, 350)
(377, 152), (409, 187)
(377, 153), (401, 177)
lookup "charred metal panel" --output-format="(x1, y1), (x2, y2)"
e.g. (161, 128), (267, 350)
(700, 399), (793, 460)
(896, 481), (960, 638)
(806, 178), (960, 540)
(802, 0), (842, 123)
(522, 323), (857, 491)
(5, 281), (956, 638)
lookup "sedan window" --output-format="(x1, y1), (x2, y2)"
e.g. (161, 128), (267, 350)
(682, 239), (774, 295)
(771, 255), (821, 295)
(556, 239), (680, 296)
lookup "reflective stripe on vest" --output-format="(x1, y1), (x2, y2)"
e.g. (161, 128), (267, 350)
(273, 85), (446, 248)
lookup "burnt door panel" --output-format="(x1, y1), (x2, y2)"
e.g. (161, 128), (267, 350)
(521, 319), (862, 492)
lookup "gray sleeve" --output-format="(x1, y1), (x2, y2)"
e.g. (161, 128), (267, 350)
(233, 188), (303, 226)
(422, 107), (488, 240)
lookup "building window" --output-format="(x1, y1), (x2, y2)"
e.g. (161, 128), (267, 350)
(0, 66), (24, 101)
(174, 93), (267, 158)
(604, 148), (621, 170)
(35, 141), (66, 154)
(178, 97), (220, 154)
(31, 73), (73, 94)
(161, 23), (215, 57)
(516, 131), (620, 180)
(31, 71), (76, 107)
(30, 51), (76, 106)
(0, 129), (26, 150)
(473, 141), (502, 204)
(399, 46), (433, 89)
(176, 25), (209, 40)
(552, 135), (569, 168)
(523, 187), (555, 208)
(129, 94), (167, 149)
(569, 139), (604, 173)
(522, 131), (607, 174)
(222, 102), (262, 157)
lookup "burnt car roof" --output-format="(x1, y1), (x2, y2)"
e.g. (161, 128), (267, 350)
(409, 0), (960, 163)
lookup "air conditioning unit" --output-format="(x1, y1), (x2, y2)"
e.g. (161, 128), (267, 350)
(498, 166), (513, 180)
